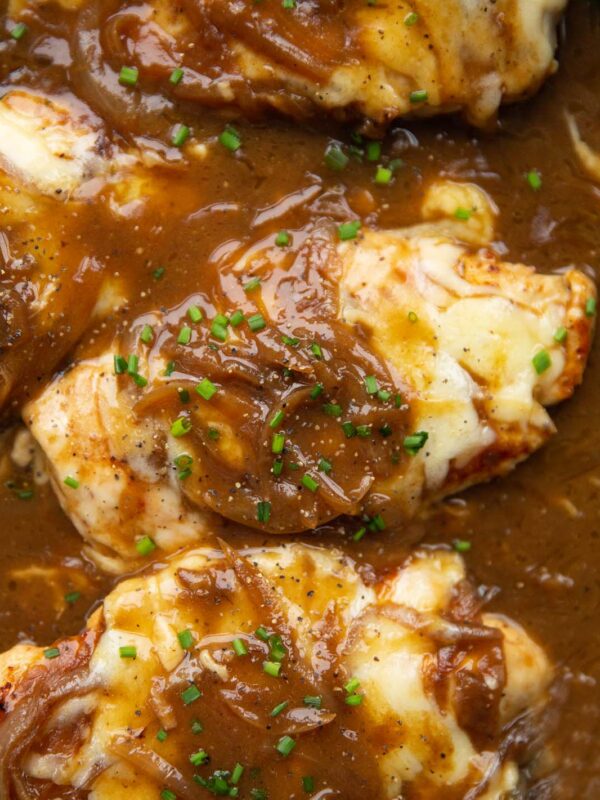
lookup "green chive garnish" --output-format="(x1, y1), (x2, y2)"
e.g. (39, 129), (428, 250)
(135, 535), (156, 556)
(170, 417), (192, 437)
(63, 476), (79, 489)
(403, 431), (428, 455)
(257, 500), (271, 523)
(532, 349), (551, 375)
(44, 647), (60, 659)
(119, 645), (137, 659)
(196, 377), (218, 400)
(338, 220), (361, 241)
(119, 66), (138, 86)
(232, 638), (248, 656)
(270, 700), (288, 717)
(178, 629), (194, 649)
(301, 474), (319, 492)
(275, 735), (296, 756)
(181, 684), (202, 705)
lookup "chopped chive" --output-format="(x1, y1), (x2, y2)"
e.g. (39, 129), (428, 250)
(364, 375), (378, 395)
(63, 476), (79, 489)
(257, 500), (272, 524)
(269, 409), (285, 428)
(231, 763), (244, 785)
(64, 591), (81, 604)
(178, 629), (194, 650)
(272, 458), (283, 476)
(301, 474), (319, 492)
(210, 320), (228, 341)
(244, 276), (261, 293)
(323, 402), (342, 418)
(156, 729), (168, 742)
(324, 144), (349, 171)
(132, 373), (147, 388)
(161, 791), (176, 800)
(181, 684), (202, 705)
(369, 513), (386, 531)
(127, 354), (139, 375)
(352, 526), (367, 542)
(153, 266), (166, 281)
(404, 11), (419, 25)
(118, 66), (138, 87)
(342, 422), (356, 439)
(268, 634), (287, 662)
(119, 645), (137, 659)
(275, 735), (296, 757)
(310, 342), (323, 359)
(345, 694), (363, 706)
(189, 749), (209, 766)
(374, 166), (392, 185)
(140, 324), (154, 344)
(310, 383), (324, 400)
(172, 124), (190, 148)
(366, 141), (381, 162)
(282, 334), (300, 347)
(275, 230), (291, 247)
(177, 326), (192, 345)
(407, 310), (418, 323)
(526, 169), (542, 191)
(196, 377), (218, 400)
(169, 67), (184, 85)
(191, 719), (203, 734)
(170, 417), (192, 437)
(379, 423), (392, 438)
(586, 297), (597, 317)
(255, 626), (270, 642)
(164, 360), (176, 377)
(338, 220), (361, 241)
(453, 539), (472, 553)
(187, 305), (203, 323)
(318, 458), (332, 474)
(178, 388), (190, 404)
(303, 695), (322, 708)
(10, 22), (28, 40)
(263, 660), (282, 677)
(270, 700), (289, 717)
(356, 425), (371, 438)
(454, 206), (472, 221)
(272, 432), (285, 454)
(377, 389), (391, 402)
(113, 355), (127, 374)
(403, 431), (429, 455)
(135, 535), (156, 556)
(409, 89), (428, 103)
(44, 647), (60, 659)
(532, 349), (551, 374)
(219, 125), (241, 152)
(302, 776), (315, 793)
(230, 309), (245, 327)
(554, 326), (567, 343)
(247, 313), (266, 332)
(232, 638), (248, 656)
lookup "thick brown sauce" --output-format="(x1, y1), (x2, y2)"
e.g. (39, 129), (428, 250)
(0, 1), (599, 797)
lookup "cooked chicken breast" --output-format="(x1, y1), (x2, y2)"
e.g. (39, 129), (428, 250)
(60, 0), (567, 127)
(0, 544), (553, 799)
(24, 208), (596, 569)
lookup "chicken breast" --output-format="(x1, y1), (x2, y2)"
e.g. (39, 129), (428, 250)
(0, 544), (553, 799)
(24, 205), (596, 568)
(0, 84), (205, 417)
(60, 0), (567, 128)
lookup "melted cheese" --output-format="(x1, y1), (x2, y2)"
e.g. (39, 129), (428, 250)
(230, 0), (566, 125)
(1, 545), (552, 799)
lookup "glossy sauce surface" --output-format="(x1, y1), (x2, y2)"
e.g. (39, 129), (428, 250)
(0, 1), (599, 797)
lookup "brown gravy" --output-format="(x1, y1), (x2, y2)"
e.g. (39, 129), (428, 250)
(0, 1), (599, 797)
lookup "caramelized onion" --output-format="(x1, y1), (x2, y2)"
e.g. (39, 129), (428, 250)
(0, 629), (100, 798)
(110, 735), (198, 799)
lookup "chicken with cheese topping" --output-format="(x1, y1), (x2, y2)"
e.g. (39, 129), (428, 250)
(24, 210), (596, 570)
(0, 544), (554, 799)
(31, 0), (568, 129)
